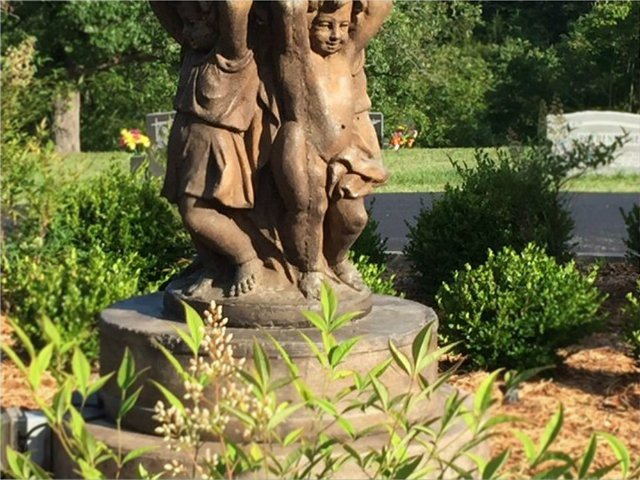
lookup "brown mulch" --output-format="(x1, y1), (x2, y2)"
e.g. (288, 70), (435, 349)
(1, 260), (638, 475)
(389, 258), (640, 475)
(1, 317), (57, 410)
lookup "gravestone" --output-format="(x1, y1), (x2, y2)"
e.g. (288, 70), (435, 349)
(145, 111), (175, 149)
(547, 111), (640, 173)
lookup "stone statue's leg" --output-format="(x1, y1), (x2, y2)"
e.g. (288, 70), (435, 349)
(272, 121), (328, 298)
(178, 195), (262, 296)
(324, 196), (368, 290)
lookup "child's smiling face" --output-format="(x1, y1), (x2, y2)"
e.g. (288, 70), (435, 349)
(309, 3), (351, 57)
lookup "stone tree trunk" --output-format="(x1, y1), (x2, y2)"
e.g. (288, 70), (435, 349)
(53, 89), (81, 153)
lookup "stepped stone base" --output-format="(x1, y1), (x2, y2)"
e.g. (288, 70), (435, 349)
(51, 293), (488, 477)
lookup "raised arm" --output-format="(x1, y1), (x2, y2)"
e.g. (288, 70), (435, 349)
(149, 1), (185, 46)
(350, 0), (392, 53)
(217, 0), (253, 60)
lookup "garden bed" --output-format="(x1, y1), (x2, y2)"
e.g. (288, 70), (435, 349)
(2, 260), (638, 474)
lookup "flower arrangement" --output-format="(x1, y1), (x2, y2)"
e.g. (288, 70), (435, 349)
(119, 128), (151, 155)
(389, 125), (419, 151)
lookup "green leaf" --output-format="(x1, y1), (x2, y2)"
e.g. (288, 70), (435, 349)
(53, 379), (73, 424)
(474, 369), (502, 416)
(302, 310), (326, 331)
(330, 310), (361, 333)
(118, 386), (142, 419)
(483, 449), (510, 479)
(78, 458), (105, 479)
(598, 432), (630, 477)
(370, 375), (389, 411)
(328, 337), (360, 368)
(415, 343), (458, 375)
(123, 446), (157, 465)
(86, 372), (114, 399)
(411, 324), (433, 368)
(313, 398), (339, 417)
(337, 415), (355, 438)
(533, 404), (563, 466)
(68, 406), (86, 442)
(591, 463), (619, 479)
(320, 281), (338, 322)
(267, 333), (300, 378)
(388, 340), (413, 376)
(223, 404), (257, 429)
(72, 348), (91, 397)
(173, 325), (198, 357)
(28, 344), (53, 390)
(182, 301), (204, 353)
(151, 380), (185, 413)
(283, 427), (305, 447)
(117, 347), (136, 390)
(1, 342), (27, 374)
(513, 429), (537, 463)
(577, 434), (598, 479)
(532, 464), (572, 479)
(40, 316), (62, 349)
(299, 331), (328, 368)
(8, 318), (35, 360)
(395, 454), (423, 479)
(154, 342), (187, 379)
(253, 339), (271, 390)
(267, 403), (303, 430)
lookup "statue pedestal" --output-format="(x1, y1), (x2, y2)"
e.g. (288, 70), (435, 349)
(53, 293), (488, 478)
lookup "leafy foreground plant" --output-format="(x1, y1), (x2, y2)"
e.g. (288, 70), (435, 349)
(2, 285), (638, 479)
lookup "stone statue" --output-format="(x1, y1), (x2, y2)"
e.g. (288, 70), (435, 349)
(150, 0), (392, 326)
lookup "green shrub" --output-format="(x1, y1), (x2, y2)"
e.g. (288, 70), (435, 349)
(2, 244), (140, 357)
(620, 204), (640, 267)
(351, 253), (399, 296)
(351, 199), (388, 265)
(46, 165), (191, 288)
(405, 140), (623, 294)
(437, 243), (605, 370)
(2, 160), (192, 359)
(623, 281), (640, 361)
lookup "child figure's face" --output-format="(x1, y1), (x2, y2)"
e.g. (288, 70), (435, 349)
(309, 3), (351, 57)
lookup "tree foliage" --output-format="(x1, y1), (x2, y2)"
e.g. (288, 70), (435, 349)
(1, 0), (638, 149)
(1, 0), (179, 150)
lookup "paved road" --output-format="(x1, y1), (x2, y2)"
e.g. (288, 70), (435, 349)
(367, 192), (640, 257)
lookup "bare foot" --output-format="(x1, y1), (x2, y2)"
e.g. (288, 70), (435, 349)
(229, 258), (263, 297)
(299, 271), (324, 299)
(185, 271), (214, 297)
(332, 259), (365, 291)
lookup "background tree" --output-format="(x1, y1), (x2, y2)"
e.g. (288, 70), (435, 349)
(367, 0), (493, 147)
(1, 0), (179, 152)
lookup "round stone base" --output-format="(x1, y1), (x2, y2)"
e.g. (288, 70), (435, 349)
(164, 267), (373, 328)
(99, 293), (438, 440)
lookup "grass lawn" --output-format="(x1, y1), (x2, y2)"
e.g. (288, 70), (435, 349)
(380, 148), (640, 192)
(62, 149), (639, 193)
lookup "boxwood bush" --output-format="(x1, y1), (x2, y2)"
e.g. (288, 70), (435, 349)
(2, 162), (192, 359)
(405, 139), (623, 294)
(436, 243), (605, 370)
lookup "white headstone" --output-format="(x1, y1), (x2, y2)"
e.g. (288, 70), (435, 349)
(547, 111), (640, 173)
